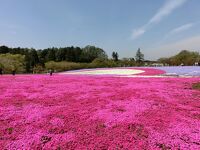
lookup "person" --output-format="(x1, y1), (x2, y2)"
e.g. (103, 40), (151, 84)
(50, 69), (53, 76)
(0, 68), (2, 75)
(12, 70), (16, 76)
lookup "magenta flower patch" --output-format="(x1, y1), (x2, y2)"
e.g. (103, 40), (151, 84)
(0, 71), (200, 149)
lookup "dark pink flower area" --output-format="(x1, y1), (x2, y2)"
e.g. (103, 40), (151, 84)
(134, 67), (166, 75)
(0, 74), (200, 149)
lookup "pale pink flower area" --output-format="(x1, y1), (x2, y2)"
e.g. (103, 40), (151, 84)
(0, 71), (200, 149)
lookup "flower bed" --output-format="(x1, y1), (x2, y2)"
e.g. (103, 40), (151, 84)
(0, 74), (200, 149)
(61, 67), (166, 76)
(154, 66), (200, 76)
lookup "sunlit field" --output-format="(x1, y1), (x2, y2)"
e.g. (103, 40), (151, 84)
(0, 67), (200, 149)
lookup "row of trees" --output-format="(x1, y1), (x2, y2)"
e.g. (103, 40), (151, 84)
(111, 48), (144, 64)
(0, 45), (107, 63)
(0, 45), (108, 73)
(158, 50), (200, 66)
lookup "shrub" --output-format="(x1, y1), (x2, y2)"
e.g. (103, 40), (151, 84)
(192, 83), (200, 90)
(45, 61), (84, 72)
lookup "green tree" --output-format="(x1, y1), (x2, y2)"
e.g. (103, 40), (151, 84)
(0, 45), (9, 54)
(173, 50), (199, 65)
(30, 49), (39, 67)
(157, 57), (170, 65)
(25, 53), (31, 72)
(46, 48), (56, 61)
(81, 45), (108, 62)
(0, 54), (25, 73)
(158, 50), (200, 66)
(55, 49), (65, 62)
(112, 51), (119, 61)
(135, 48), (144, 64)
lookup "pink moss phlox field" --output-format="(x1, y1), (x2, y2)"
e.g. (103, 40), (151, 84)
(134, 67), (166, 75)
(0, 74), (200, 149)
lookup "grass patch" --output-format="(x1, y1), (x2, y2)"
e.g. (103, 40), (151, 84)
(6, 127), (13, 134)
(40, 136), (52, 144)
(192, 83), (200, 90)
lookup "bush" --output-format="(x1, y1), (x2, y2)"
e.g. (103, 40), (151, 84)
(0, 54), (25, 73)
(45, 61), (85, 72)
(192, 83), (200, 90)
(91, 58), (117, 68)
(33, 65), (45, 74)
(44, 59), (119, 73)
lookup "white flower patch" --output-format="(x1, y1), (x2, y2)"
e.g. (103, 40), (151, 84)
(63, 69), (145, 75)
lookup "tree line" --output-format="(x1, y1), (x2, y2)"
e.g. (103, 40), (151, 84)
(158, 50), (200, 66)
(0, 45), (108, 73)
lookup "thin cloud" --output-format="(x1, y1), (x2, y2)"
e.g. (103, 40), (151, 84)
(168, 23), (194, 35)
(162, 22), (196, 40)
(131, 0), (188, 39)
(149, 0), (187, 24)
(132, 28), (146, 39)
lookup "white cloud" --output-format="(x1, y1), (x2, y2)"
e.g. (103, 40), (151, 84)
(131, 28), (146, 39)
(168, 23), (194, 35)
(149, 0), (187, 24)
(131, 0), (187, 39)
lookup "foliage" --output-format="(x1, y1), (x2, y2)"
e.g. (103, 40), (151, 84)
(91, 58), (118, 68)
(118, 58), (136, 67)
(0, 45), (9, 54)
(45, 59), (120, 72)
(192, 83), (200, 90)
(0, 45), (108, 73)
(0, 53), (25, 73)
(33, 65), (45, 74)
(1, 45), (199, 74)
(45, 61), (84, 72)
(81, 45), (108, 62)
(158, 50), (200, 66)
(135, 48), (144, 65)
(112, 51), (119, 61)
(157, 57), (170, 65)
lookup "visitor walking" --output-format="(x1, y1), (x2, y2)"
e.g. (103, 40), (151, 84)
(12, 70), (16, 76)
(0, 68), (2, 75)
(49, 69), (53, 76)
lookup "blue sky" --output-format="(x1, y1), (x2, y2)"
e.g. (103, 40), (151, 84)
(0, 0), (200, 60)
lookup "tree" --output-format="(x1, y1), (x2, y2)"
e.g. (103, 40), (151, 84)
(0, 45), (9, 54)
(135, 48), (144, 64)
(74, 47), (82, 62)
(112, 51), (119, 61)
(173, 50), (199, 65)
(24, 49), (39, 72)
(25, 53), (31, 72)
(158, 50), (200, 66)
(157, 57), (170, 65)
(81, 45), (108, 62)
(46, 48), (56, 61)
(55, 48), (66, 62)
(30, 49), (39, 67)
(0, 54), (25, 73)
